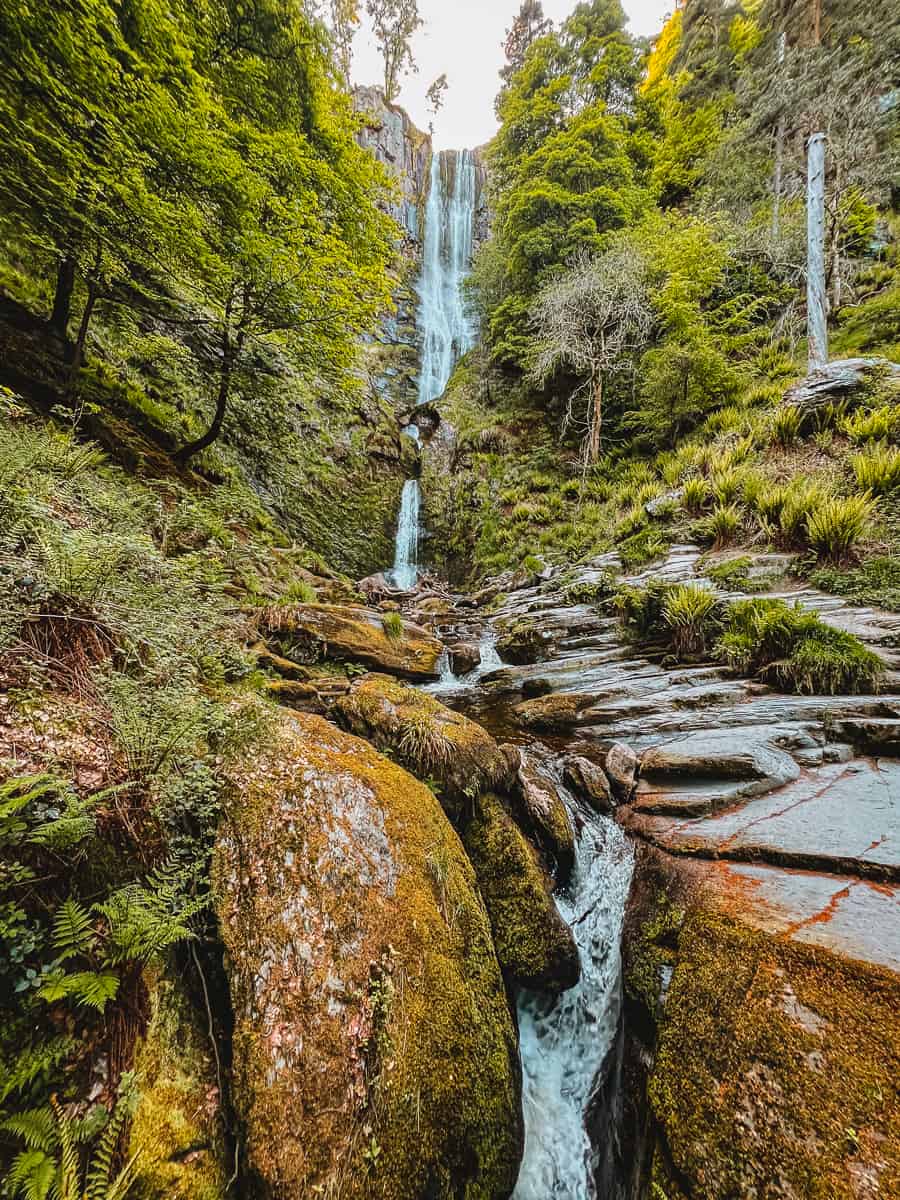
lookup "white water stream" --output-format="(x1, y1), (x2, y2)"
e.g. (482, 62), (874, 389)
(513, 795), (634, 1200)
(389, 150), (478, 588)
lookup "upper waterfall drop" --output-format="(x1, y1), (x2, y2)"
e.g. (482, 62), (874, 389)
(417, 148), (478, 405)
(388, 148), (479, 588)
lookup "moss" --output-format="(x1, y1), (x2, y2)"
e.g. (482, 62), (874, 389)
(129, 968), (228, 1200)
(334, 674), (515, 819)
(648, 909), (900, 1199)
(624, 893), (684, 1022)
(462, 792), (579, 993)
(213, 712), (521, 1200)
(810, 555), (900, 613)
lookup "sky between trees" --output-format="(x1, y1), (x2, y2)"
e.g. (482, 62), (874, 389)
(353, 0), (673, 148)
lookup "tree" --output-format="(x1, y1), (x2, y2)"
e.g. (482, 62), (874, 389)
(502, 2), (553, 82)
(426, 73), (449, 116)
(365, 0), (422, 103)
(530, 244), (653, 463)
(329, 0), (360, 85)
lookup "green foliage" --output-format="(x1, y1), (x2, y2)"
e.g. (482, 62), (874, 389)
(662, 584), (722, 657)
(699, 504), (742, 549)
(717, 600), (884, 696)
(772, 406), (802, 448)
(805, 494), (877, 560)
(851, 444), (900, 495)
(381, 611), (404, 642)
(810, 556), (900, 613)
(841, 405), (900, 444)
(682, 477), (710, 514)
(619, 583), (884, 695)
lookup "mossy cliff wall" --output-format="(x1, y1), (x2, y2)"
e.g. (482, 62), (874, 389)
(213, 711), (522, 1199)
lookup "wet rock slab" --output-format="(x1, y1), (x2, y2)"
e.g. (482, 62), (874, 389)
(703, 860), (900, 973)
(628, 758), (900, 881)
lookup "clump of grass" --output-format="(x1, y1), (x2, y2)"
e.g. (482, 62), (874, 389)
(511, 500), (552, 524)
(682, 476), (710, 514)
(704, 406), (746, 435)
(851, 444), (900, 495)
(381, 611), (404, 642)
(399, 712), (454, 768)
(700, 504), (742, 549)
(806, 494), (877, 560)
(618, 528), (669, 568)
(282, 579), (317, 604)
(618, 583), (884, 694)
(772, 406), (802, 447)
(710, 469), (744, 507)
(662, 584), (722, 657)
(717, 599), (883, 695)
(560, 479), (581, 500)
(841, 405), (900, 444)
(776, 481), (828, 546)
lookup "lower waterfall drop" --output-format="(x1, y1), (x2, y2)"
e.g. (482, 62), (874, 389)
(391, 478), (421, 590)
(513, 801), (634, 1200)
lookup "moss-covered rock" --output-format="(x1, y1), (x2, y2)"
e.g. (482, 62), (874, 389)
(513, 692), (595, 733)
(513, 764), (576, 885)
(463, 792), (580, 994)
(129, 967), (229, 1200)
(496, 618), (555, 666)
(213, 712), (522, 1200)
(647, 908), (900, 1199)
(259, 603), (443, 680)
(334, 674), (516, 819)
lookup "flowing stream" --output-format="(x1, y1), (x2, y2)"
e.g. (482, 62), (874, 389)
(513, 790), (634, 1200)
(389, 149), (478, 587)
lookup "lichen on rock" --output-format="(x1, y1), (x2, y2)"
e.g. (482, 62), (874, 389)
(213, 711), (521, 1199)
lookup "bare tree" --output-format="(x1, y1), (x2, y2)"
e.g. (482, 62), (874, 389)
(530, 245), (654, 465)
(426, 72), (448, 116)
(502, 1), (552, 81)
(329, 0), (360, 86)
(366, 0), (422, 103)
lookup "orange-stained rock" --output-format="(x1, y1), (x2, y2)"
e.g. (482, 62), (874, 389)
(213, 711), (521, 1200)
(260, 603), (443, 680)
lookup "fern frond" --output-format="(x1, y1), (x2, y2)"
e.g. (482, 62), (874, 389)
(1, 1106), (58, 1151)
(6, 1147), (56, 1200)
(37, 970), (119, 1011)
(51, 901), (96, 962)
(52, 1098), (80, 1200)
(0, 1038), (74, 1104)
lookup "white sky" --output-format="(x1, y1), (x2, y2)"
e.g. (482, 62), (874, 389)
(352, 1), (674, 149)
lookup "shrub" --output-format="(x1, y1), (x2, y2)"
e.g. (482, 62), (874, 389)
(381, 611), (404, 642)
(717, 599), (883, 695)
(772, 406), (802, 447)
(700, 504), (742, 549)
(682, 476), (710, 514)
(806, 494), (877, 559)
(710, 469), (744, 506)
(841, 405), (900, 444)
(662, 584), (722, 657)
(851, 443), (900, 495)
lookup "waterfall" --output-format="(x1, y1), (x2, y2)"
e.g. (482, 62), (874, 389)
(389, 149), (478, 588)
(513, 801), (634, 1200)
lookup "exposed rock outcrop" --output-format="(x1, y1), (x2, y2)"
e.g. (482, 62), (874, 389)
(214, 712), (522, 1200)
(514, 761), (577, 884)
(563, 755), (614, 815)
(260, 604), (443, 680)
(783, 356), (900, 427)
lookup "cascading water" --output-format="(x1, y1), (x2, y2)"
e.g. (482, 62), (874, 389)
(514, 794), (634, 1200)
(389, 149), (478, 587)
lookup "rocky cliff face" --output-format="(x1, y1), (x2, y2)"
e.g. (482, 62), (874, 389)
(354, 86), (432, 250)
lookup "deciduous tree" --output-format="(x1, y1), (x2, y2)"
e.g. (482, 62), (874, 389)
(365, 0), (422, 103)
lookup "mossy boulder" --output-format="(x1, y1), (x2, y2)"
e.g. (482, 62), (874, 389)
(213, 712), (522, 1200)
(259, 603), (443, 680)
(513, 763), (576, 885)
(648, 907), (900, 1199)
(463, 792), (580, 994)
(334, 674), (516, 820)
(513, 692), (595, 733)
(496, 618), (555, 666)
(129, 968), (229, 1200)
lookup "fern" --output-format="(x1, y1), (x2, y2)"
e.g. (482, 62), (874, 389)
(6, 1148), (56, 1200)
(37, 970), (120, 1012)
(95, 874), (204, 967)
(0, 1039), (75, 1105)
(51, 901), (96, 962)
(1, 1107), (58, 1150)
